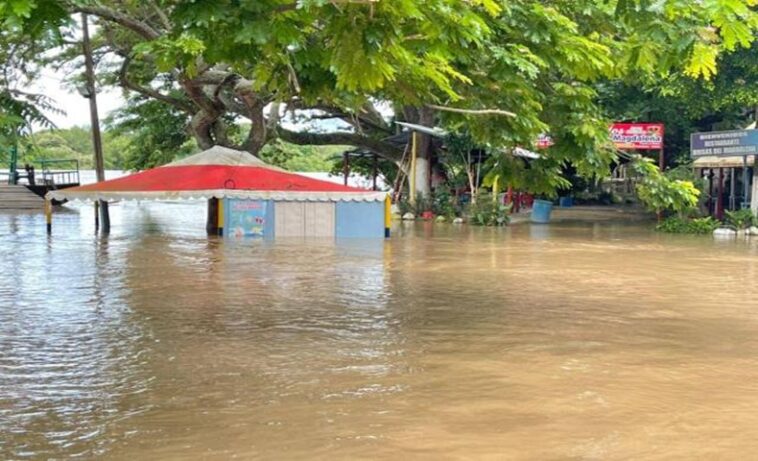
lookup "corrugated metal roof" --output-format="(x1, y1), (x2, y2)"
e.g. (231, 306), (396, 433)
(394, 121), (448, 137)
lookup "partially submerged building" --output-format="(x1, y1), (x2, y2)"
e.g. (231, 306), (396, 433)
(691, 128), (757, 218)
(48, 146), (389, 238)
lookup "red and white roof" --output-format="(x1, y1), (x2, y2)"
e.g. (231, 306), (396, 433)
(47, 146), (385, 202)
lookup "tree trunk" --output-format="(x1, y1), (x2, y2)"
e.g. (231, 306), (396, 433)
(414, 156), (431, 202)
(403, 106), (435, 201)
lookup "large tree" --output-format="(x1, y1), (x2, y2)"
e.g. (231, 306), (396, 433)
(2, 0), (756, 196)
(600, 42), (758, 166)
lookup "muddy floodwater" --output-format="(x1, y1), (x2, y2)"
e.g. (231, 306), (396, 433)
(2, 203), (758, 459)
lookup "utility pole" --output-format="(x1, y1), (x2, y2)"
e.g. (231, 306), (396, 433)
(81, 13), (110, 233)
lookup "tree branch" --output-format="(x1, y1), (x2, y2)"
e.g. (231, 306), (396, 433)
(118, 57), (196, 113)
(426, 104), (517, 117)
(190, 109), (217, 149)
(300, 102), (393, 135)
(233, 80), (268, 153)
(149, 0), (172, 30)
(278, 129), (403, 162)
(69, 4), (161, 40)
(267, 102), (283, 131)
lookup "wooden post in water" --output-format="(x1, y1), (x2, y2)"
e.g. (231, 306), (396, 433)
(384, 194), (391, 238)
(44, 199), (52, 234)
(217, 199), (224, 236)
(81, 13), (110, 233)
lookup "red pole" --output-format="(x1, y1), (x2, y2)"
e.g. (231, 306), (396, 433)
(657, 127), (665, 220)
(658, 124), (665, 171)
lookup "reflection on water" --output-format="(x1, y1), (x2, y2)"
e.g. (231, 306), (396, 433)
(2, 202), (758, 459)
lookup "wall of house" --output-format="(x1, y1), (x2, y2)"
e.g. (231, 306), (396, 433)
(224, 199), (384, 238)
(335, 201), (385, 238)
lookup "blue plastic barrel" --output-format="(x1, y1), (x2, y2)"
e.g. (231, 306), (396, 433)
(531, 199), (553, 223)
(559, 196), (573, 208)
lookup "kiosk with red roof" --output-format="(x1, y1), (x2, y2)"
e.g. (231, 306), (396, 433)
(47, 146), (390, 238)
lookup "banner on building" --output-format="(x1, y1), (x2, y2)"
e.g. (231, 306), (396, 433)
(610, 123), (664, 150)
(536, 133), (554, 149)
(536, 123), (664, 150)
(691, 129), (758, 157)
(226, 199), (267, 238)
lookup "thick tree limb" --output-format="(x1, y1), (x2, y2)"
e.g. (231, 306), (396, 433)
(359, 102), (391, 129)
(181, 76), (222, 114)
(215, 91), (249, 116)
(118, 57), (195, 113)
(278, 129), (403, 162)
(212, 119), (231, 146)
(348, 113), (393, 135)
(68, 4), (161, 40)
(426, 104), (517, 117)
(234, 80), (267, 153)
(303, 103), (393, 135)
(190, 109), (217, 149)
(267, 102), (282, 131)
(149, 0), (172, 30)
(193, 69), (239, 85)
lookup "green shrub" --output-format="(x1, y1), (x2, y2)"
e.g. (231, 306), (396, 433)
(632, 157), (700, 216)
(431, 189), (461, 220)
(656, 216), (688, 233)
(397, 196), (413, 216)
(688, 217), (722, 234)
(725, 209), (756, 229)
(467, 194), (512, 226)
(656, 216), (720, 234)
(397, 193), (433, 216)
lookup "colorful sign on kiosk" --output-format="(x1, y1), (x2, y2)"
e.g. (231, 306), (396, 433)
(226, 199), (268, 238)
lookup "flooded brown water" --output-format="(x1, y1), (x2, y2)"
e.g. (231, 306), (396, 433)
(2, 203), (758, 460)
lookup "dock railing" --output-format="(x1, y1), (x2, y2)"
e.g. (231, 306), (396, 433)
(40, 159), (80, 188)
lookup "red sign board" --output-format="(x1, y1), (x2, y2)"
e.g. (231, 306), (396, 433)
(537, 123), (664, 150)
(610, 123), (664, 150)
(536, 133), (554, 149)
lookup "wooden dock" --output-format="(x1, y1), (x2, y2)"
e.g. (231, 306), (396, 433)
(0, 184), (45, 211)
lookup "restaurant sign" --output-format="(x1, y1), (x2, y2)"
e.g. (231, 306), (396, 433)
(691, 129), (758, 157)
(610, 123), (664, 150)
(537, 123), (664, 150)
(536, 133), (554, 149)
